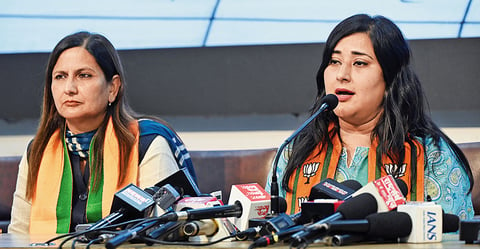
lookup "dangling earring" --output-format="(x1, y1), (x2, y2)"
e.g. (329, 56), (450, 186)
(108, 102), (112, 107)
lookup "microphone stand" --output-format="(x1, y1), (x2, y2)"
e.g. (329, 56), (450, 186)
(270, 95), (337, 215)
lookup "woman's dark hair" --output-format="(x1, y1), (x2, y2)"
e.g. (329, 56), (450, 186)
(282, 14), (473, 193)
(26, 31), (137, 199)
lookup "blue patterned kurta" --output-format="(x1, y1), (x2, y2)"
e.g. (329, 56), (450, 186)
(265, 136), (474, 219)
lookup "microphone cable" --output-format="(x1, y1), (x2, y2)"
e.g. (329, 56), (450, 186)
(136, 232), (238, 247)
(37, 217), (147, 249)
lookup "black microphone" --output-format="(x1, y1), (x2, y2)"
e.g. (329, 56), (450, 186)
(152, 183), (182, 211)
(331, 210), (459, 246)
(289, 193), (378, 247)
(395, 178), (408, 198)
(442, 210), (459, 233)
(270, 94), (338, 215)
(249, 193), (377, 248)
(245, 180), (361, 241)
(82, 167), (203, 239)
(299, 179), (362, 224)
(82, 184), (156, 238)
(323, 211), (412, 239)
(327, 212), (412, 246)
(308, 179), (361, 201)
(245, 180), (362, 245)
(106, 202), (243, 249)
(146, 221), (186, 242)
(159, 201), (243, 222)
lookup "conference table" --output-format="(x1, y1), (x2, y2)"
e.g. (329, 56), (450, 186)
(0, 233), (476, 249)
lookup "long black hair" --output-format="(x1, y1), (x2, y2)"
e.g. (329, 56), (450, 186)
(281, 14), (473, 194)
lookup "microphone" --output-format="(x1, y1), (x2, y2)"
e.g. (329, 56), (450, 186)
(228, 183), (271, 231)
(146, 221), (186, 242)
(245, 180), (362, 246)
(106, 202), (243, 249)
(350, 175), (406, 212)
(83, 167), (202, 240)
(245, 198), (342, 242)
(397, 202), (443, 243)
(300, 179), (362, 223)
(289, 176), (406, 246)
(322, 211), (412, 239)
(308, 179), (361, 201)
(442, 210), (459, 233)
(270, 94), (338, 215)
(330, 208), (460, 246)
(147, 196), (227, 241)
(250, 193), (376, 248)
(289, 193), (377, 245)
(82, 184), (156, 238)
(152, 183), (182, 211)
(182, 219), (219, 237)
(324, 212), (412, 246)
(152, 201), (243, 224)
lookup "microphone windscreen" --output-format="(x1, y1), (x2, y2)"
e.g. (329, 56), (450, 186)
(322, 94), (339, 110)
(337, 193), (377, 220)
(340, 179), (362, 191)
(309, 178), (356, 200)
(366, 212), (412, 239)
(394, 178), (408, 197)
(443, 211), (459, 233)
(278, 197), (287, 213)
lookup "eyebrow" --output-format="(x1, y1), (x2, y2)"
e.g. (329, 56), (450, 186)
(332, 50), (374, 60)
(52, 67), (95, 74)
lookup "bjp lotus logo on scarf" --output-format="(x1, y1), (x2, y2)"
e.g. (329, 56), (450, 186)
(303, 162), (320, 184)
(298, 196), (308, 209)
(384, 163), (407, 178)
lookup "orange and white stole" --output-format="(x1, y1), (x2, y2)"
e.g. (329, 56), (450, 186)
(30, 118), (139, 234)
(285, 126), (425, 214)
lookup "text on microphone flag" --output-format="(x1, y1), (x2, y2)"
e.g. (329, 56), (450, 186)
(322, 181), (349, 196)
(237, 183), (271, 201)
(374, 175), (406, 210)
(117, 184), (155, 209)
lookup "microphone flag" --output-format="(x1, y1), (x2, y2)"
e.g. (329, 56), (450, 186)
(398, 202), (443, 243)
(228, 183), (271, 230)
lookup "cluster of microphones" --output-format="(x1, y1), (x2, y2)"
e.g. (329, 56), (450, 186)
(41, 94), (476, 248)
(45, 169), (468, 249)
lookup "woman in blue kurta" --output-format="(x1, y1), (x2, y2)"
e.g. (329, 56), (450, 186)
(266, 14), (474, 219)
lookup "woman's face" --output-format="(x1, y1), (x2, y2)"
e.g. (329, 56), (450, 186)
(323, 32), (386, 126)
(51, 47), (120, 133)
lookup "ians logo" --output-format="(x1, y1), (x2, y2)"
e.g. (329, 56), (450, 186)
(302, 162), (319, 184)
(426, 211), (438, 241)
(384, 163), (407, 178)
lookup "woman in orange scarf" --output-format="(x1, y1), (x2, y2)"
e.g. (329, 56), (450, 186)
(266, 14), (474, 219)
(9, 32), (195, 234)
